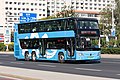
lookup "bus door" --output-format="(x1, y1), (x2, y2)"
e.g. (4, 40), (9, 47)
(67, 38), (75, 58)
(39, 39), (46, 57)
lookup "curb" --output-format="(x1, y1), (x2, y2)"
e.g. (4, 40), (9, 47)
(0, 66), (118, 80)
(0, 73), (40, 80)
(101, 54), (120, 59)
(0, 52), (13, 54)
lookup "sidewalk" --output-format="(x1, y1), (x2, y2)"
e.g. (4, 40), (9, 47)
(0, 74), (22, 80)
(101, 54), (120, 59)
(0, 66), (118, 80)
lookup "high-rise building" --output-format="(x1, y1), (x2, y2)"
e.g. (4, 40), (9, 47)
(0, 0), (48, 32)
(0, 0), (115, 42)
(67, 0), (114, 11)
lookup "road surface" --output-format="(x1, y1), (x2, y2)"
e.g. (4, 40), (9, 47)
(0, 53), (120, 79)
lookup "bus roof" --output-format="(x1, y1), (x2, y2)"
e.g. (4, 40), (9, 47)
(18, 17), (98, 25)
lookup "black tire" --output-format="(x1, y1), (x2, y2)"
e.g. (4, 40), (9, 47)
(25, 52), (30, 61)
(58, 53), (65, 63)
(31, 52), (37, 61)
(96, 60), (101, 63)
(15, 58), (19, 61)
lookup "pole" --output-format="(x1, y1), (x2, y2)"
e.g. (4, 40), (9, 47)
(5, 11), (11, 51)
(98, 37), (100, 48)
(5, 17), (9, 51)
(112, 7), (114, 29)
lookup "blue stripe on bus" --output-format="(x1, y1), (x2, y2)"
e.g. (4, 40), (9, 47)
(18, 30), (75, 39)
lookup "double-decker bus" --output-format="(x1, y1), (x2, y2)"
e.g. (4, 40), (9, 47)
(14, 17), (101, 62)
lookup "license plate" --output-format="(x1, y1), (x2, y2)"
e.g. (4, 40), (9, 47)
(88, 56), (93, 58)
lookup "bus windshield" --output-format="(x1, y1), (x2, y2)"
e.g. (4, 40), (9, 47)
(77, 20), (98, 29)
(76, 37), (100, 51)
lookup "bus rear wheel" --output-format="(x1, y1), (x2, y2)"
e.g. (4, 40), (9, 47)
(25, 52), (30, 61)
(58, 53), (65, 63)
(31, 52), (37, 61)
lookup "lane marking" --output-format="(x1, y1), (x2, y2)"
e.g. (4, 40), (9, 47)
(43, 63), (57, 65)
(103, 61), (120, 64)
(38, 64), (56, 67)
(75, 68), (102, 72)
(0, 62), (3, 64)
(0, 55), (9, 57)
(81, 64), (94, 65)
(117, 74), (120, 75)
(10, 62), (24, 64)
(113, 60), (120, 62)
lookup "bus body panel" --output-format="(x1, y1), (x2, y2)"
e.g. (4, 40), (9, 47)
(18, 30), (75, 39)
(14, 48), (101, 61)
(14, 48), (67, 61)
(76, 51), (101, 60)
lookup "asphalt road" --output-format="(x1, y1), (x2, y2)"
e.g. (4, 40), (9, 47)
(0, 53), (120, 79)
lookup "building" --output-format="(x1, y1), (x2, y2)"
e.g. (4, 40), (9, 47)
(0, 0), (115, 43)
(47, 0), (66, 16)
(68, 0), (114, 11)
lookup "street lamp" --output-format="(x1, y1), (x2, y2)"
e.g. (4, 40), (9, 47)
(4, 11), (12, 51)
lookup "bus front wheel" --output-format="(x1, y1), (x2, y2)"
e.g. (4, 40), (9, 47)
(25, 52), (30, 61)
(15, 58), (19, 61)
(31, 52), (37, 61)
(58, 53), (65, 63)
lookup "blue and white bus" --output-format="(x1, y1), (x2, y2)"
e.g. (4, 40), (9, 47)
(14, 17), (101, 62)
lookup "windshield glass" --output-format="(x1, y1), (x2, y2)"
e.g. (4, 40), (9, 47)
(76, 37), (99, 50)
(77, 20), (98, 29)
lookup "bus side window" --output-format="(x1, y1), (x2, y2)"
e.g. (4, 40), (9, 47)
(48, 22), (52, 31)
(51, 23), (55, 31)
(57, 21), (62, 30)
(37, 23), (41, 32)
(44, 22), (47, 31)
(52, 21), (57, 31)
(32, 27), (36, 32)
(68, 20), (74, 30)
(18, 24), (23, 33)
(55, 21), (59, 30)
(61, 20), (66, 30)
(27, 24), (32, 33)
(40, 22), (44, 32)
(55, 21), (61, 31)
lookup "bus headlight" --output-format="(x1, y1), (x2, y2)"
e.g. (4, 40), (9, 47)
(97, 52), (101, 56)
(78, 53), (83, 56)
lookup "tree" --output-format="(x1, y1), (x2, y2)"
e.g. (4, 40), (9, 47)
(114, 0), (120, 40)
(99, 5), (112, 36)
(40, 5), (77, 20)
(56, 5), (77, 18)
(114, 0), (120, 26)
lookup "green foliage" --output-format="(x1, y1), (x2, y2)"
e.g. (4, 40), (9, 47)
(92, 40), (98, 45)
(116, 39), (120, 47)
(40, 5), (76, 20)
(8, 43), (14, 51)
(101, 48), (120, 54)
(101, 38), (107, 48)
(99, 5), (112, 36)
(114, 0), (120, 43)
(114, 0), (120, 26)
(40, 15), (56, 20)
(0, 43), (6, 51)
(56, 6), (76, 18)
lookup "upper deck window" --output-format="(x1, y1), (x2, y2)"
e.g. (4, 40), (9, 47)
(77, 20), (98, 29)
